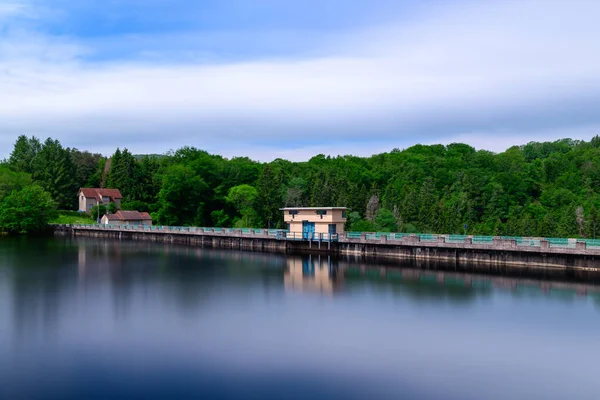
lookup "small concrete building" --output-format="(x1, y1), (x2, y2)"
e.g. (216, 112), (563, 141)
(101, 210), (152, 226)
(78, 188), (123, 212)
(281, 207), (347, 239)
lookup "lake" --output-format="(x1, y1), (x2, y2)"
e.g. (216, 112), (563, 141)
(0, 236), (599, 400)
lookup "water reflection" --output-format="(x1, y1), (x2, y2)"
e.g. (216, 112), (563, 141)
(284, 255), (341, 295)
(69, 237), (600, 304)
(1, 236), (600, 400)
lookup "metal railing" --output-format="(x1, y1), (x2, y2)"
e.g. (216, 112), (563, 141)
(62, 224), (597, 249)
(341, 231), (596, 251)
(66, 224), (340, 241)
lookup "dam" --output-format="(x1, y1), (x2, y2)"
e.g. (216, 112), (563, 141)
(53, 224), (600, 280)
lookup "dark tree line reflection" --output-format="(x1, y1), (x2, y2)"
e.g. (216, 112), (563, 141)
(1, 236), (599, 344)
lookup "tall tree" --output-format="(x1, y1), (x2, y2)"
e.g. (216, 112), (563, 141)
(9, 135), (41, 174)
(256, 164), (282, 228)
(32, 138), (77, 210)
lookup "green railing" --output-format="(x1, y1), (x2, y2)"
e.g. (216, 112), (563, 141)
(419, 234), (438, 242)
(585, 239), (600, 248)
(447, 234), (468, 243)
(472, 236), (493, 244)
(544, 238), (575, 248)
(389, 233), (411, 240)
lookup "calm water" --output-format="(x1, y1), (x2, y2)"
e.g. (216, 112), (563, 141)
(0, 237), (599, 400)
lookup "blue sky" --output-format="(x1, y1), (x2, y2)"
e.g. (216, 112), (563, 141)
(1, 0), (600, 160)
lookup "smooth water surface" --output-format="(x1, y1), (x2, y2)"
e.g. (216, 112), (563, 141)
(0, 237), (599, 400)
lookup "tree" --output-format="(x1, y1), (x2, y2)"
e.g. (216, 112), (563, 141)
(350, 219), (377, 232)
(32, 138), (77, 210)
(90, 204), (108, 222)
(155, 164), (208, 226)
(587, 204), (600, 239)
(210, 209), (230, 227)
(0, 167), (32, 201)
(375, 208), (398, 232)
(257, 164), (282, 228)
(365, 194), (380, 221)
(71, 149), (103, 189)
(226, 184), (260, 228)
(0, 185), (56, 233)
(106, 148), (137, 200)
(9, 135), (41, 174)
(576, 205), (585, 237)
(284, 177), (307, 207)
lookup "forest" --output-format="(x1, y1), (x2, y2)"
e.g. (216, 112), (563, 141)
(2, 134), (600, 237)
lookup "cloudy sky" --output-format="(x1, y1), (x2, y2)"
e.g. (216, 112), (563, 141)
(1, 0), (599, 161)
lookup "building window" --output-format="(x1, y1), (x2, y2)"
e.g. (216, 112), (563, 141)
(288, 210), (298, 215)
(316, 210), (327, 216)
(342, 211), (347, 218)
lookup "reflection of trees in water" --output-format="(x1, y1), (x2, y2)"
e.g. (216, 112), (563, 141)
(342, 268), (487, 304)
(4, 235), (600, 339)
(74, 237), (289, 313)
(2, 236), (79, 345)
(3, 237), (293, 340)
(337, 255), (600, 305)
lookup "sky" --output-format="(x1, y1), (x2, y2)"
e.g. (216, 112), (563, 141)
(1, 0), (600, 161)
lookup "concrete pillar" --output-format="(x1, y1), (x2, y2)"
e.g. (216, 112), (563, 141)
(540, 240), (549, 249)
(380, 235), (387, 244)
(464, 238), (472, 244)
(438, 236), (446, 243)
(576, 241), (586, 250)
(360, 233), (367, 242)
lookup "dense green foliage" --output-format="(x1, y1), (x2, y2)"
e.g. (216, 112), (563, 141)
(0, 185), (56, 233)
(5, 135), (600, 238)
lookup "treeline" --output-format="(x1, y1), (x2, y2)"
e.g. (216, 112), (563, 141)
(3, 134), (600, 237)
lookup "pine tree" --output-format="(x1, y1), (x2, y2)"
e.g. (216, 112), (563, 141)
(257, 164), (283, 228)
(9, 135), (41, 174)
(32, 138), (77, 209)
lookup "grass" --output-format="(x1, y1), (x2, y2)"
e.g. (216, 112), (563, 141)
(50, 211), (95, 225)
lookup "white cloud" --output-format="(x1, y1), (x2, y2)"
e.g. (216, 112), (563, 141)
(1, 0), (600, 159)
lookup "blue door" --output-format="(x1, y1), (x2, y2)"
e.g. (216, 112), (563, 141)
(302, 256), (315, 276)
(302, 221), (315, 239)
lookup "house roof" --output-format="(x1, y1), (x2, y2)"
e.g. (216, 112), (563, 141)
(102, 210), (152, 221)
(78, 188), (123, 202)
(279, 207), (348, 211)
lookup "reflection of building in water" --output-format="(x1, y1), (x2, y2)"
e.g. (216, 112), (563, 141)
(284, 255), (342, 294)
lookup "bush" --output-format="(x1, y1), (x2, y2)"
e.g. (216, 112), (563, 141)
(0, 185), (57, 233)
(349, 219), (378, 232)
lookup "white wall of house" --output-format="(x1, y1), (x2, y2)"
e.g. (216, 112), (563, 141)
(79, 196), (98, 212)
(79, 195), (121, 212)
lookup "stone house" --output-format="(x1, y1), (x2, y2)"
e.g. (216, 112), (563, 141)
(100, 210), (152, 226)
(78, 188), (123, 212)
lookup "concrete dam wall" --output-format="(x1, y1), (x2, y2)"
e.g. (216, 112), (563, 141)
(53, 225), (600, 280)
